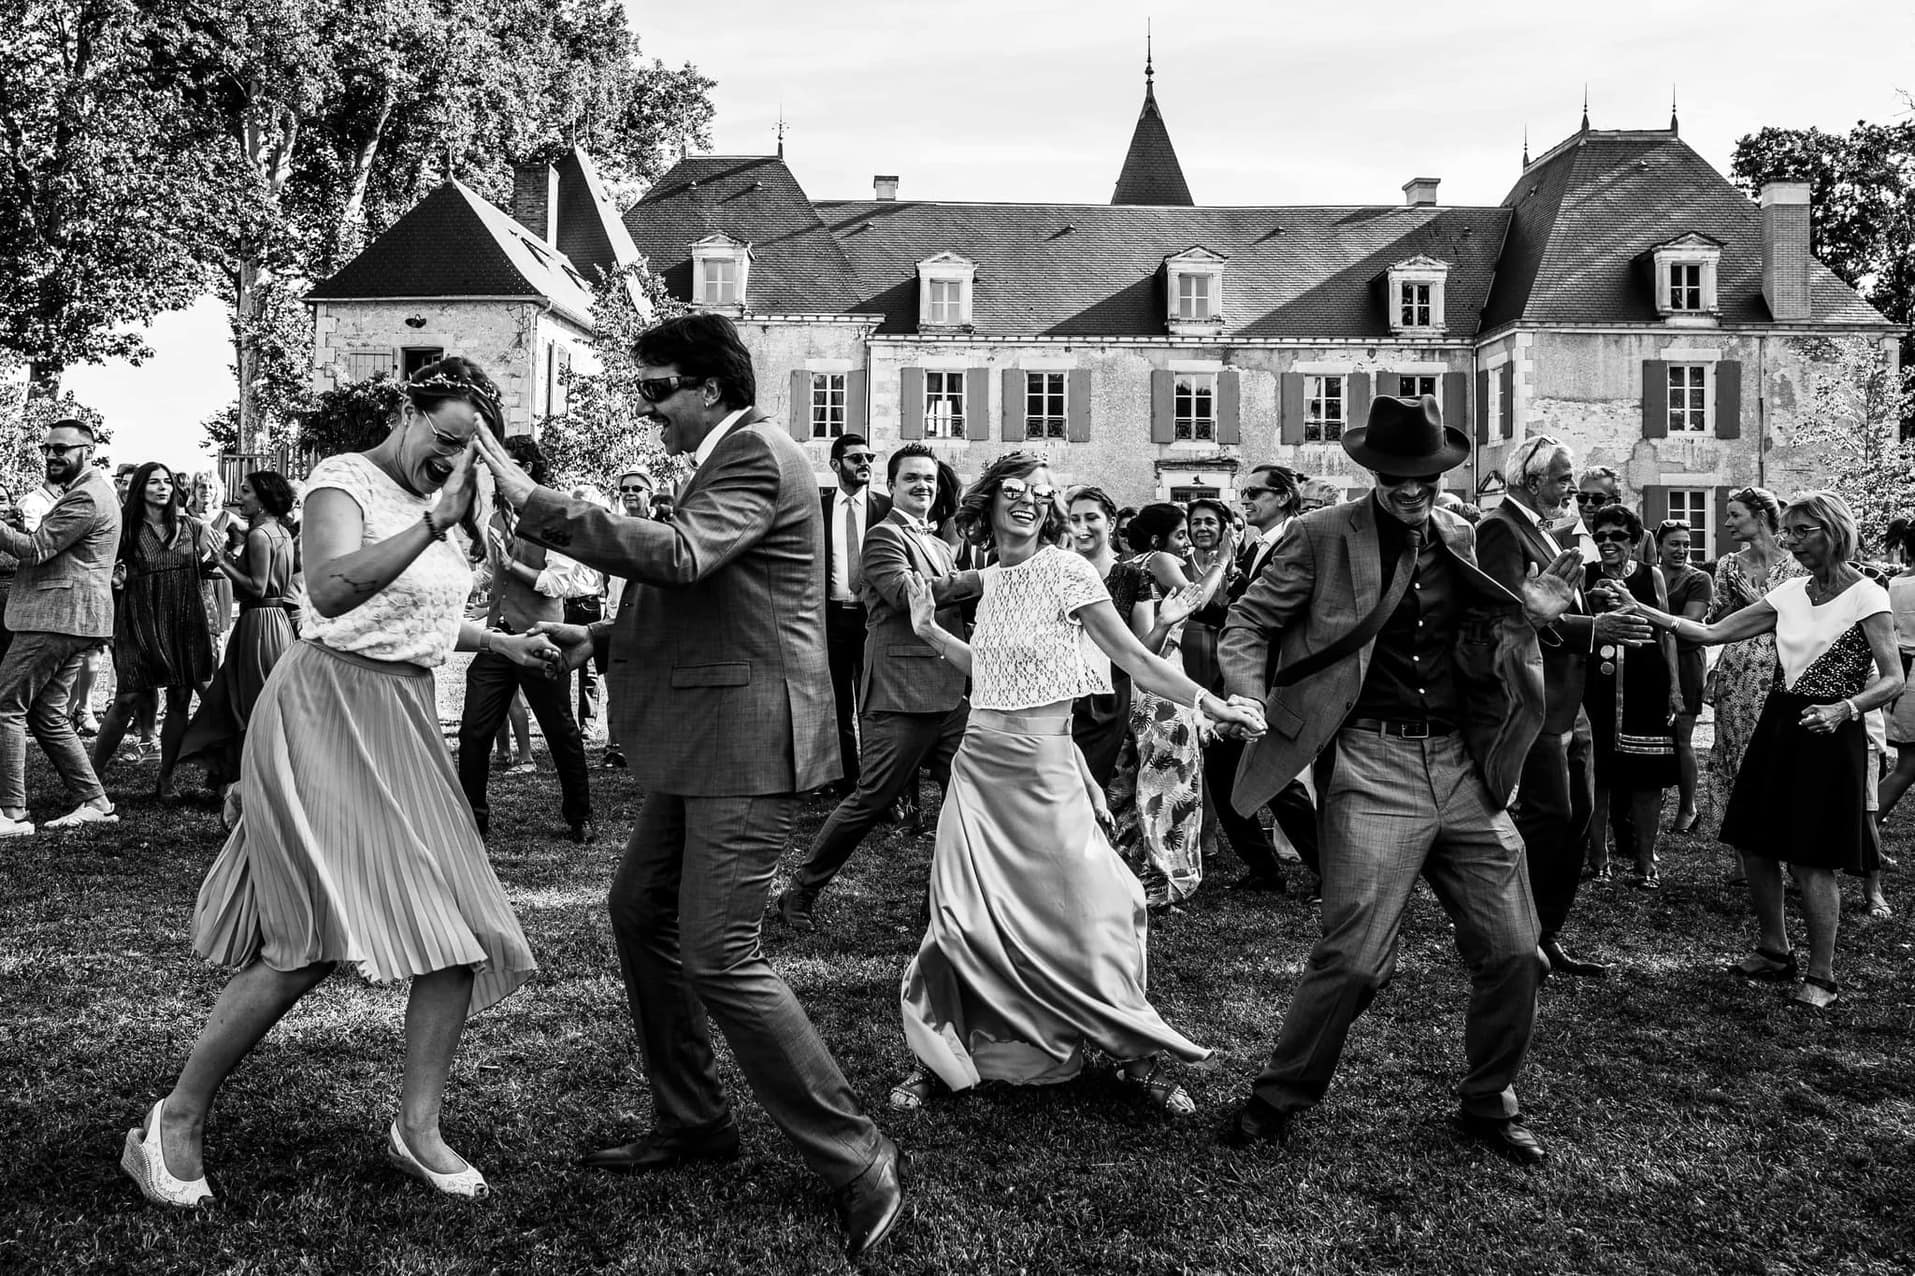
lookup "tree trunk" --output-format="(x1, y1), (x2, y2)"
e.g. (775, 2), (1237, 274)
(233, 98), (299, 456)
(332, 86), (394, 273)
(26, 359), (61, 398)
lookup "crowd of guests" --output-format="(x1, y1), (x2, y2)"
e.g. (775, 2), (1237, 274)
(104, 317), (1904, 1263)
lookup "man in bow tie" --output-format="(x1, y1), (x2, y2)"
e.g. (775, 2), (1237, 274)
(779, 442), (980, 932)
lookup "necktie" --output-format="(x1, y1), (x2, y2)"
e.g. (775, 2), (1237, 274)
(845, 499), (863, 594)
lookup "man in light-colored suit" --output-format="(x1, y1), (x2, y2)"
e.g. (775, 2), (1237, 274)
(0, 418), (122, 836)
(1215, 394), (1579, 1165)
(777, 442), (980, 932)
(475, 314), (902, 1261)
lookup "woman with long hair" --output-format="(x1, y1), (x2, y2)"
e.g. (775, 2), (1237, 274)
(91, 462), (216, 800)
(1624, 491), (1900, 1009)
(121, 357), (558, 1208)
(890, 452), (1264, 1117)
(177, 470), (299, 822)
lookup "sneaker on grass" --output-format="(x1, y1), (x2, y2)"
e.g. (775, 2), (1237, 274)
(0, 815), (34, 838)
(45, 804), (118, 829)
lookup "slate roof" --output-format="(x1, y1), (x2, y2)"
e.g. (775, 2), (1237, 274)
(308, 180), (597, 327)
(621, 156), (866, 313)
(1481, 129), (1892, 330)
(552, 147), (641, 285)
(814, 199), (1509, 337)
(1111, 79), (1193, 206)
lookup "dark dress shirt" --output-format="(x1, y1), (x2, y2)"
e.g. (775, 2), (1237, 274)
(1352, 500), (1461, 725)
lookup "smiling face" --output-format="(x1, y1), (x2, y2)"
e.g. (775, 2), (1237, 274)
(1187, 507), (1223, 551)
(42, 424), (91, 486)
(832, 445), (875, 494)
(399, 398), (481, 494)
(633, 362), (724, 456)
(235, 477), (261, 520)
(1069, 497), (1110, 556)
(1592, 517), (1637, 569)
(989, 466), (1058, 547)
(890, 455), (938, 520)
(1526, 450), (1576, 521)
(1370, 470), (1442, 527)
(616, 474), (651, 517)
(1658, 528), (1691, 571)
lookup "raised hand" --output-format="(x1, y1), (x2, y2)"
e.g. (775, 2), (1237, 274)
(1157, 581), (1206, 628)
(436, 438), (483, 526)
(471, 428), (537, 509)
(1519, 548), (1583, 627)
(902, 572), (938, 638)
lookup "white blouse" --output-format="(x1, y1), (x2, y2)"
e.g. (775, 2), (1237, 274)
(1766, 575), (1889, 692)
(968, 546), (1113, 710)
(298, 453), (472, 667)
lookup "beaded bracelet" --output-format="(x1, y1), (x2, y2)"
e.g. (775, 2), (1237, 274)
(421, 511), (447, 542)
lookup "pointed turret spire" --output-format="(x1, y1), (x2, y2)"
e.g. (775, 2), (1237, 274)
(1581, 85), (1590, 132)
(1111, 28), (1193, 206)
(1669, 85), (1679, 133)
(775, 104), (788, 159)
(1522, 124), (1530, 169)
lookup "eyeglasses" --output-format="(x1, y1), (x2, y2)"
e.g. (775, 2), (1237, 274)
(838, 452), (878, 466)
(415, 408), (475, 455)
(40, 442), (90, 458)
(999, 478), (1058, 507)
(1376, 472), (1441, 487)
(1778, 524), (1824, 542)
(617, 485), (651, 495)
(635, 375), (707, 404)
(1591, 530), (1635, 544)
(1574, 492), (1613, 507)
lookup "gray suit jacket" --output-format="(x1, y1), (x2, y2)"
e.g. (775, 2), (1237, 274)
(519, 410), (839, 796)
(1475, 501), (1595, 734)
(0, 466), (121, 639)
(857, 511), (980, 715)
(1219, 498), (1545, 814)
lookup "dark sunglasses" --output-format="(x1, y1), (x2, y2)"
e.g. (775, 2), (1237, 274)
(635, 375), (707, 404)
(617, 485), (650, 495)
(1591, 530), (1634, 544)
(838, 452), (878, 466)
(40, 442), (90, 457)
(1574, 491), (1613, 507)
(1375, 472), (1441, 487)
(1656, 519), (1691, 532)
(1000, 478), (1058, 506)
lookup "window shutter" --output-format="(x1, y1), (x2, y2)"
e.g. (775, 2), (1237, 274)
(1714, 486), (1733, 559)
(844, 370), (867, 437)
(1218, 369), (1242, 445)
(1377, 372), (1401, 397)
(1497, 363), (1514, 438)
(1442, 371), (1467, 439)
(1475, 368), (1490, 444)
(789, 369), (810, 440)
(1641, 485), (1669, 531)
(1150, 370), (1176, 443)
(1001, 368), (1022, 442)
(1347, 372), (1372, 436)
(1642, 360), (1669, 438)
(965, 368), (991, 441)
(1715, 359), (1742, 439)
(1279, 372), (1305, 445)
(1066, 369), (1092, 442)
(899, 367), (925, 440)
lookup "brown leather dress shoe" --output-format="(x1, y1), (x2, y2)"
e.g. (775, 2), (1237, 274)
(835, 1135), (905, 1260)
(1456, 1113), (1547, 1165)
(580, 1121), (740, 1172)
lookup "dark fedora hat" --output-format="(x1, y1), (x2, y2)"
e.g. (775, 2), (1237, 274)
(1340, 393), (1471, 474)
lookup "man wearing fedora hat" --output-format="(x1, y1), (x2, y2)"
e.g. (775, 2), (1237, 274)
(1215, 392), (1583, 1165)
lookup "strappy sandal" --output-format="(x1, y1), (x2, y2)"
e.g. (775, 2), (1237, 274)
(1119, 1059), (1196, 1117)
(1729, 947), (1797, 981)
(886, 1067), (943, 1111)
(1791, 975), (1840, 1010)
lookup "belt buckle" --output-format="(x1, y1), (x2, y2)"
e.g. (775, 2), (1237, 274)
(1399, 720), (1430, 740)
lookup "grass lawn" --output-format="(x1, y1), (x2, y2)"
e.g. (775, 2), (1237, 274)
(2, 739), (1911, 1275)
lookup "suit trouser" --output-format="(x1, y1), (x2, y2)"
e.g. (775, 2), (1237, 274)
(795, 703), (967, 896)
(1513, 725), (1594, 943)
(0, 631), (106, 811)
(1252, 729), (1545, 1120)
(1207, 734), (1318, 879)
(456, 650), (592, 828)
(609, 791), (881, 1188)
(825, 604), (866, 784)
(1567, 708), (1595, 864)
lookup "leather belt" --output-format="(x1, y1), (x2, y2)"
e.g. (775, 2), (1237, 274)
(1344, 717), (1455, 739)
(828, 600), (865, 611)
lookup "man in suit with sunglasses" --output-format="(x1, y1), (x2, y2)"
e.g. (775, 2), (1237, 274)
(821, 435), (891, 792)
(475, 314), (903, 1260)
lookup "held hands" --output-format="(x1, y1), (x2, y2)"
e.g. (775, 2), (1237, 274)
(494, 630), (565, 677)
(1209, 693), (1267, 740)
(524, 620), (596, 674)
(1593, 609), (1655, 646)
(1519, 548), (1584, 628)
(472, 429), (536, 510)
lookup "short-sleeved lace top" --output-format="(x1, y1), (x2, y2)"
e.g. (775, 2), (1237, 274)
(970, 545), (1114, 710)
(1767, 576), (1889, 699)
(297, 453), (472, 667)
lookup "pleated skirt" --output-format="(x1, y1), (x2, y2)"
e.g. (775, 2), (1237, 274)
(179, 606), (297, 787)
(900, 710), (1210, 1091)
(192, 640), (536, 1015)
(1721, 687), (1878, 875)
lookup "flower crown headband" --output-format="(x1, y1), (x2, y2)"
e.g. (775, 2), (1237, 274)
(407, 370), (501, 414)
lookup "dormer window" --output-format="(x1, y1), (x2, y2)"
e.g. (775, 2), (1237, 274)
(690, 233), (751, 310)
(1163, 247), (1226, 336)
(1648, 233), (1722, 321)
(1385, 255), (1450, 334)
(916, 252), (976, 331)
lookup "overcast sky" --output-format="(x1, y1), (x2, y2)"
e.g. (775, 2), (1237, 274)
(75, 0), (1915, 471)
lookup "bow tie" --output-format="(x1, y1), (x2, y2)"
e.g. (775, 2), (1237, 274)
(902, 517), (936, 537)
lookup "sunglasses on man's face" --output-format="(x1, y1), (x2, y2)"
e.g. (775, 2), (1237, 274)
(40, 442), (89, 458)
(635, 375), (707, 404)
(1375, 472), (1440, 488)
(999, 479), (1058, 507)
(838, 452), (877, 466)
(1574, 491), (1613, 507)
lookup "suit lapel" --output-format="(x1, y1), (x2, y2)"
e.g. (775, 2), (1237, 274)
(1348, 499), (1383, 622)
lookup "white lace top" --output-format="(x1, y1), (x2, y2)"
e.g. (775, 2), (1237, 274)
(969, 545), (1113, 710)
(298, 453), (472, 667)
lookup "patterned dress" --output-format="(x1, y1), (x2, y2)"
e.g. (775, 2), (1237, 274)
(113, 519), (216, 693)
(1700, 550), (1805, 832)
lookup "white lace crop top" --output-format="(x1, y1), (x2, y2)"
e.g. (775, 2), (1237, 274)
(968, 545), (1113, 710)
(297, 453), (472, 667)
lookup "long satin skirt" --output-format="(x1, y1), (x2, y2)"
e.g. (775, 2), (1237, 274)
(900, 708), (1210, 1090)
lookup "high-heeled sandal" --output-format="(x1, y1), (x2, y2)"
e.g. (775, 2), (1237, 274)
(385, 1121), (488, 1198)
(120, 1099), (212, 1208)
(1119, 1059), (1197, 1117)
(886, 1066), (944, 1111)
(1791, 975), (1840, 1010)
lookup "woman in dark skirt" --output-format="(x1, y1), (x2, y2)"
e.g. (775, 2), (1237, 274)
(91, 462), (216, 800)
(1583, 504), (1681, 887)
(1626, 491), (1901, 1009)
(1655, 519), (1713, 833)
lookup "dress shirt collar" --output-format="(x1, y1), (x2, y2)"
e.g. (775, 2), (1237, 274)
(691, 408), (750, 470)
(1257, 518), (1288, 547)
(834, 485), (868, 510)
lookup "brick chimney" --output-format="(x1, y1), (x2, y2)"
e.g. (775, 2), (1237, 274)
(512, 163), (558, 244)
(874, 174), (899, 201)
(1402, 177), (1440, 207)
(1760, 181), (1811, 322)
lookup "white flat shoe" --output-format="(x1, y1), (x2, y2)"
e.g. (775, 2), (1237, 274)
(120, 1099), (212, 1208)
(46, 803), (117, 829)
(0, 815), (34, 838)
(386, 1121), (488, 1198)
